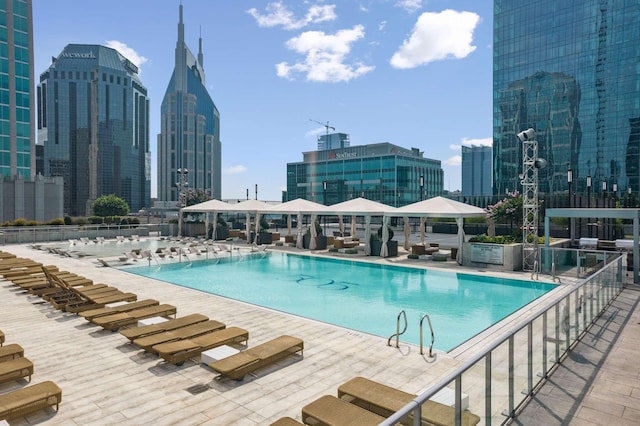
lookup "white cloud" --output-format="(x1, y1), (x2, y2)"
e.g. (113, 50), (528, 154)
(247, 2), (336, 30)
(225, 165), (247, 174)
(444, 155), (461, 166)
(105, 40), (148, 73)
(378, 20), (387, 31)
(395, 0), (424, 13)
(390, 9), (480, 69)
(461, 137), (492, 147)
(277, 25), (375, 82)
(450, 144), (461, 151)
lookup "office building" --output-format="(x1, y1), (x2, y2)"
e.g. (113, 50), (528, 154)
(318, 133), (350, 151)
(462, 145), (492, 197)
(0, 0), (63, 222)
(157, 4), (221, 203)
(493, 1), (640, 199)
(286, 143), (443, 206)
(38, 44), (150, 216)
(1, 0), (35, 178)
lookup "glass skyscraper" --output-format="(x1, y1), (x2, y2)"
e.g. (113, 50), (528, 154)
(493, 1), (640, 199)
(38, 44), (151, 216)
(157, 4), (221, 203)
(0, 0), (34, 179)
(462, 145), (492, 197)
(286, 143), (443, 206)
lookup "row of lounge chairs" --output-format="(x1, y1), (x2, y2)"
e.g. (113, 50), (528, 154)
(272, 376), (481, 425)
(0, 326), (62, 421)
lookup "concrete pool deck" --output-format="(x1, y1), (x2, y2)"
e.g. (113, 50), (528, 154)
(1, 239), (638, 425)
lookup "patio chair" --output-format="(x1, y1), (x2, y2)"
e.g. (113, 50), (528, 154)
(91, 304), (177, 331)
(79, 299), (160, 320)
(208, 335), (303, 380)
(133, 319), (226, 352)
(0, 343), (24, 362)
(0, 329), (4, 346)
(301, 395), (385, 426)
(0, 357), (34, 384)
(337, 376), (481, 426)
(0, 380), (62, 420)
(153, 326), (249, 366)
(269, 417), (304, 426)
(120, 313), (209, 341)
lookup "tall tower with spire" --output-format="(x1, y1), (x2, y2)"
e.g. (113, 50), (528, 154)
(157, 4), (221, 203)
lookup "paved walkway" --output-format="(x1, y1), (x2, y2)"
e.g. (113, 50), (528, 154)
(1, 238), (638, 425)
(514, 284), (640, 425)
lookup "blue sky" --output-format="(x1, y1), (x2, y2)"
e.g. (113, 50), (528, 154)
(33, 0), (494, 201)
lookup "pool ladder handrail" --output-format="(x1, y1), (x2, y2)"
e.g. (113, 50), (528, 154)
(387, 310), (408, 348)
(420, 313), (435, 357)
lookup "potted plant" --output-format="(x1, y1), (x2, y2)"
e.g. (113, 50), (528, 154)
(257, 216), (272, 244)
(370, 225), (397, 257)
(303, 220), (326, 249)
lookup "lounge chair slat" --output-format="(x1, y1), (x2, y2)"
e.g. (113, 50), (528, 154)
(0, 344), (24, 362)
(133, 320), (226, 352)
(154, 326), (249, 366)
(92, 304), (177, 331)
(0, 357), (34, 384)
(301, 395), (385, 426)
(120, 313), (209, 341)
(337, 377), (481, 426)
(208, 335), (303, 380)
(0, 380), (62, 420)
(79, 299), (160, 320)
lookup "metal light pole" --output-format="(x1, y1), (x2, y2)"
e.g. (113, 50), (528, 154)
(255, 184), (258, 200)
(176, 168), (189, 237)
(586, 175), (592, 237)
(419, 175), (424, 201)
(568, 167), (574, 241)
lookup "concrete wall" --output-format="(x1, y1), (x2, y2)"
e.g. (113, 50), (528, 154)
(0, 175), (63, 222)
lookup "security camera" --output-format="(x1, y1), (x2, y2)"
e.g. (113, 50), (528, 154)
(534, 158), (547, 169)
(517, 128), (536, 142)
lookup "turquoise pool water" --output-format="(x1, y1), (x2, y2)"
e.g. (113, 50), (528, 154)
(124, 253), (555, 352)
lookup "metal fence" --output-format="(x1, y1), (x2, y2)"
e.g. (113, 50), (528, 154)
(381, 247), (624, 426)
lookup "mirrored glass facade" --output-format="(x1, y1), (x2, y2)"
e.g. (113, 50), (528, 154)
(0, 0), (34, 179)
(286, 143), (443, 206)
(493, 1), (640, 198)
(157, 4), (221, 203)
(38, 44), (151, 216)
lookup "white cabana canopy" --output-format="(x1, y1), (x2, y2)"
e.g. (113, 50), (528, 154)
(393, 196), (486, 263)
(181, 199), (232, 212)
(262, 198), (329, 238)
(325, 198), (397, 256)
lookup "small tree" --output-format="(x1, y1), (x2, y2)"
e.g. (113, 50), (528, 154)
(93, 194), (130, 217)
(486, 191), (523, 231)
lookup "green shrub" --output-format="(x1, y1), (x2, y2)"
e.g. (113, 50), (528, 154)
(408, 253), (419, 259)
(120, 218), (129, 225)
(48, 218), (65, 226)
(26, 220), (40, 226)
(74, 217), (87, 225)
(376, 225), (394, 241)
(12, 218), (28, 226)
(64, 216), (73, 225)
(87, 216), (103, 224)
(129, 217), (140, 225)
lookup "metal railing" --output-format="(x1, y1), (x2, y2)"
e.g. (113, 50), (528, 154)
(387, 310), (408, 348)
(381, 248), (624, 426)
(0, 223), (174, 245)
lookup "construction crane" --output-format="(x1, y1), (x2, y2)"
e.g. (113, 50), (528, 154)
(309, 119), (335, 138)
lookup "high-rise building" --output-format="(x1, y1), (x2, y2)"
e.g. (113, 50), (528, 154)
(286, 143), (443, 206)
(38, 44), (151, 216)
(462, 145), (492, 197)
(318, 133), (350, 151)
(493, 1), (640, 199)
(1, 0), (35, 178)
(157, 4), (221, 203)
(0, 0), (63, 223)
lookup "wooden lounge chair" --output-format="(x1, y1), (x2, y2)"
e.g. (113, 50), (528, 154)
(0, 329), (4, 346)
(120, 313), (209, 341)
(0, 380), (62, 420)
(0, 357), (34, 384)
(337, 377), (481, 426)
(92, 304), (177, 331)
(208, 335), (303, 380)
(0, 344), (24, 362)
(133, 320), (226, 352)
(301, 395), (385, 426)
(153, 326), (249, 366)
(79, 299), (160, 320)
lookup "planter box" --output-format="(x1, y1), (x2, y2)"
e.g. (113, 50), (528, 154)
(303, 234), (327, 250)
(370, 240), (398, 257)
(250, 232), (273, 245)
(461, 242), (523, 271)
(212, 228), (229, 240)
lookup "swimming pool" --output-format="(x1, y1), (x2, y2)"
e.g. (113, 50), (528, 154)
(124, 253), (556, 352)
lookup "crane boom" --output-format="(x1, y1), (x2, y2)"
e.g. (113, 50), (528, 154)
(309, 118), (335, 137)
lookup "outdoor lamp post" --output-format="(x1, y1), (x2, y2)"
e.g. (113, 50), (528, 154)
(628, 186), (632, 208)
(567, 168), (573, 207)
(419, 175), (424, 201)
(613, 183), (618, 204)
(255, 184), (258, 200)
(246, 188), (249, 200)
(176, 168), (189, 237)
(586, 175), (592, 237)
